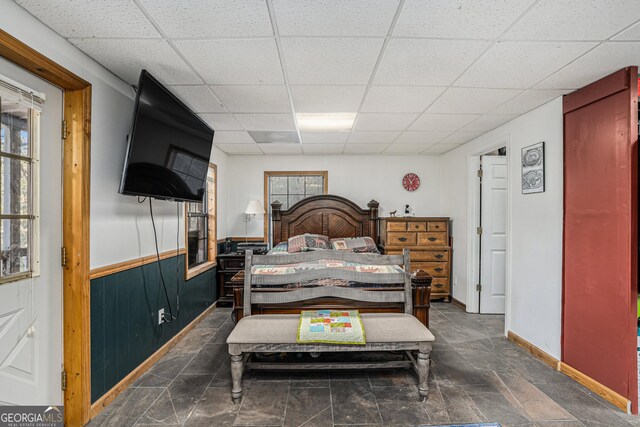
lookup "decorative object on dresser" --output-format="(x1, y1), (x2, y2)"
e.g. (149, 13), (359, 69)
(379, 217), (452, 302)
(521, 141), (545, 194)
(216, 252), (246, 307)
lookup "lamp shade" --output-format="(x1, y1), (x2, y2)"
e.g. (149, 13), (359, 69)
(244, 200), (264, 215)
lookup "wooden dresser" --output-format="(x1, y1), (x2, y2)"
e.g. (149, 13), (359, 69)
(379, 217), (451, 301)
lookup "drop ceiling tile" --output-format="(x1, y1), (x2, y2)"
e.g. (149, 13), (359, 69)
(138, 0), (272, 38)
(361, 86), (446, 113)
(174, 39), (284, 85)
(302, 144), (345, 154)
(394, 0), (534, 39)
(440, 131), (483, 145)
(273, 0), (399, 36)
(422, 143), (462, 155)
(70, 39), (201, 85)
(461, 115), (517, 132)
(300, 132), (350, 144)
(348, 131), (402, 144)
(504, 0), (640, 40)
(374, 39), (490, 86)
(258, 144), (303, 154)
(490, 90), (567, 115)
(613, 20), (640, 40)
(409, 113), (480, 131)
(211, 86), (291, 113)
(16, 0), (159, 38)
(213, 131), (256, 144)
(455, 41), (596, 89)
(384, 143), (435, 154)
(394, 131), (451, 145)
(215, 143), (262, 154)
(199, 113), (243, 130)
(169, 86), (225, 113)
(234, 114), (296, 131)
(290, 86), (366, 113)
(354, 114), (418, 131)
(535, 42), (640, 90)
(428, 88), (521, 114)
(281, 38), (384, 84)
(343, 144), (388, 154)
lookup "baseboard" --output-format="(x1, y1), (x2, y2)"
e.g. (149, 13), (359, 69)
(88, 303), (218, 421)
(451, 297), (466, 310)
(507, 331), (631, 414)
(558, 362), (630, 413)
(507, 331), (560, 370)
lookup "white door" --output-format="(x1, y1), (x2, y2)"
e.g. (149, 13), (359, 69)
(479, 156), (507, 314)
(0, 57), (63, 405)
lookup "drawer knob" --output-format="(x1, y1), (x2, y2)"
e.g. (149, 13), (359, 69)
(434, 267), (443, 272)
(428, 237), (437, 242)
(240, 262), (244, 267)
(434, 284), (443, 288)
(398, 237), (407, 242)
(434, 225), (440, 229)
(435, 254), (443, 259)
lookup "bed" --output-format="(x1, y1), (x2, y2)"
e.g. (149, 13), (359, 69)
(232, 195), (432, 327)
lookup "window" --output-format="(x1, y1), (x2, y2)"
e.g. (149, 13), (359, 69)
(0, 91), (41, 284)
(264, 171), (328, 243)
(185, 163), (216, 280)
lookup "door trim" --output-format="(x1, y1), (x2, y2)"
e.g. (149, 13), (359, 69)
(0, 29), (92, 426)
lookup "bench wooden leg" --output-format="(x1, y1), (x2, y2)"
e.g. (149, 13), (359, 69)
(231, 354), (244, 402)
(417, 350), (430, 402)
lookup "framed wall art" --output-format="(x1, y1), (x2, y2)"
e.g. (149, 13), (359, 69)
(521, 142), (545, 194)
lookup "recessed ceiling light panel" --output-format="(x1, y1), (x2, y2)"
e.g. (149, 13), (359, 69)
(296, 113), (357, 131)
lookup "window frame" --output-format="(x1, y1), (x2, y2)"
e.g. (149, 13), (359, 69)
(263, 171), (328, 243)
(184, 162), (217, 280)
(0, 102), (40, 285)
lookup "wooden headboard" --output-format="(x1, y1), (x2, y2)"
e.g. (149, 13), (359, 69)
(271, 195), (379, 245)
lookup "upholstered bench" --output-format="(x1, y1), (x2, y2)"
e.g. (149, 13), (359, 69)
(226, 249), (435, 402)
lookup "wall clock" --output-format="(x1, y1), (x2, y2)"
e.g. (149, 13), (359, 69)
(402, 173), (420, 192)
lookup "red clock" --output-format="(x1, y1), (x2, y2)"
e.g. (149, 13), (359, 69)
(402, 173), (420, 192)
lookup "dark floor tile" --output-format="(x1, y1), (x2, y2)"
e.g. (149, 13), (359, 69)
(172, 327), (215, 354)
(373, 386), (431, 426)
(183, 387), (240, 427)
(284, 387), (332, 427)
(431, 349), (492, 386)
(438, 381), (486, 424)
(534, 421), (585, 427)
(133, 352), (194, 387)
(368, 369), (416, 387)
(466, 389), (531, 426)
(422, 381), (450, 425)
(137, 390), (179, 425)
(331, 379), (382, 425)
(234, 381), (289, 426)
(290, 370), (330, 388)
(182, 343), (228, 375)
(89, 387), (164, 427)
(166, 373), (213, 423)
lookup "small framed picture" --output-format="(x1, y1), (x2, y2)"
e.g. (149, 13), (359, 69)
(521, 142), (545, 194)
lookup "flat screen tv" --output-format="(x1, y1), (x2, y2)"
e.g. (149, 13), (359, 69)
(119, 70), (214, 202)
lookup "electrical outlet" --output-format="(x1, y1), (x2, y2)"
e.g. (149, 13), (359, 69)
(158, 308), (165, 326)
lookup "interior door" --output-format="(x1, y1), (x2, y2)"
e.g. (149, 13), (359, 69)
(0, 57), (63, 405)
(563, 67), (638, 413)
(480, 155), (507, 314)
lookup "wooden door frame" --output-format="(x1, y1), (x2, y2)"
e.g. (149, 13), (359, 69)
(0, 29), (92, 426)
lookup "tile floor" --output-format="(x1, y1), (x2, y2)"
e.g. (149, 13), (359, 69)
(88, 303), (640, 426)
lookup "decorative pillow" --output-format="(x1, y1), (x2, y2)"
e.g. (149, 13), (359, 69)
(268, 242), (289, 255)
(330, 237), (379, 254)
(287, 234), (331, 253)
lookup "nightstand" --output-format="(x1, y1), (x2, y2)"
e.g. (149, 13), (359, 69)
(216, 252), (245, 307)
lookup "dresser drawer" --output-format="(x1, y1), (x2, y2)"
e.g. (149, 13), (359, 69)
(417, 232), (447, 246)
(410, 250), (449, 262)
(430, 278), (450, 293)
(220, 258), (245, 270)
(387, 222), (407, 231)
(427, 221), (447, 232)
(406, 221), (427, 231)
(412, 262), (449, 277)
(387, 232), (417, 246)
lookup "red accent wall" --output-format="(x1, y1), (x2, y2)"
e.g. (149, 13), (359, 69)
(563, 67), (638, 413)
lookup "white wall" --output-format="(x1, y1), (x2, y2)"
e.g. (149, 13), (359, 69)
(225, 154), (442, 238)
(441, 97), (564, 359)
(1, 0), (228, 269)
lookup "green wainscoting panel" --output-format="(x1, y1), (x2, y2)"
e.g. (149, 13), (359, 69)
(90, 254), (216, 403)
